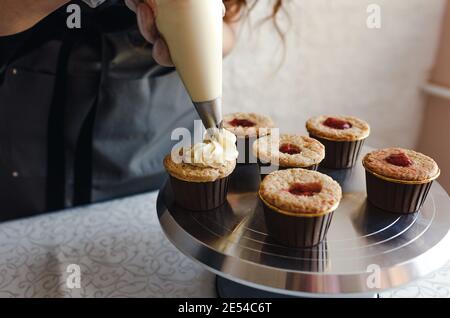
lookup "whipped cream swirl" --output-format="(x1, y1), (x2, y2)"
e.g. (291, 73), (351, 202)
(183, 129), (239, 168)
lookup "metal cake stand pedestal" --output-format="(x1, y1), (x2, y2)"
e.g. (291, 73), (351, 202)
(156, 147), (450, 297)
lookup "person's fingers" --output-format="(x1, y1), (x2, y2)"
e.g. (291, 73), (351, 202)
(152, 38), (174, 67)
(137, 2), (158, 44)
(144, 0), (158, 15)
(124, 0), (139, 13)
(222, 2), (226, 17)
(142, 0), (159, 42)
(136, 0), (172, 67)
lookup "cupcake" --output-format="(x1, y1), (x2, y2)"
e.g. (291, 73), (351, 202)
(223, 112), (275, 164)
(163, 129), (238, 211)
(306, 115), (370, 169)
(363, 148), (440, 214)
(258, 169), (342, 247)
(253, 134), (325, 179)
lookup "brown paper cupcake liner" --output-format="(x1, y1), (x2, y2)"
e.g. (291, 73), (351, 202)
(229, 164), (261, 192)
(169, 176), (230, 211)
(364, 170), (433, 214)
(310, 134), (365, 169)
(258, 161), (319, 180)
(262, 201), (334, 248)
(236, 136), (258, 165)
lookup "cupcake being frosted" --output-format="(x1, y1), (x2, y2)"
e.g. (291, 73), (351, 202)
(164, 129), (239, 211)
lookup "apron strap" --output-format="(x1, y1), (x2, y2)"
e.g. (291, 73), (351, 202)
(46, 2), (137, 210)
(73, 93), (98, 205)
(45, 30), (76, 211)
(72, 4), (135, 205)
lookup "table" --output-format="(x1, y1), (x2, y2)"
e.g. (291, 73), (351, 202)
(0, 191), (449, 298)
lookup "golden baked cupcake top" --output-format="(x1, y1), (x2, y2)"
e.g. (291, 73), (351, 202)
(164, 154), (236, 182)
(253, 134), (325, 168)
(164, 129), (238, 182)
(363, 148), (440, 182)
(306, 115), (370, 141)
(223, 112), (275, 138)
(259, 169), (342, 216)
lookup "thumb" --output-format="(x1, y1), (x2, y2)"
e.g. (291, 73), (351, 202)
(222, 2), (226, 17)
(124, 0), (140, 12)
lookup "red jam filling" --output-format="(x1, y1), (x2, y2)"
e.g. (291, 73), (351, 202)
(229, 118), (256, 127)
(288, 182), (322, 197)
(279, 143), (302, 155)
(323, 117), (352, 130)
(385, 153), (413, 167)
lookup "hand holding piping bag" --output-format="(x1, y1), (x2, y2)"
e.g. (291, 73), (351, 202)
(125, 0), (226, 67)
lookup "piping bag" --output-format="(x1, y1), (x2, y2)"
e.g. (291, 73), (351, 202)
(155, 0), (224, 130)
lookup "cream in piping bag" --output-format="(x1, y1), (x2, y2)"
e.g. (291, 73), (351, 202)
(155, 0), (224, 129)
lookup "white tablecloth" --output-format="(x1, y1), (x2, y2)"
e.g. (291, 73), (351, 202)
(0, 192), (449, 298)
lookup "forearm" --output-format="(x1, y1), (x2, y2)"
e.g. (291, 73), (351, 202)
(0, 0), (69, 36)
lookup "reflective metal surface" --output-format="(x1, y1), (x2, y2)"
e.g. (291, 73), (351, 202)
(193, 98), (223, 129)
(157, 147), (450, 296)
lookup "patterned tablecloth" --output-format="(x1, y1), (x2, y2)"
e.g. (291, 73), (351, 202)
(0, 192), (449, 298)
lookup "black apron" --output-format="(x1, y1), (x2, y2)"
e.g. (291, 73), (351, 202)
(0, 1), (197, 220)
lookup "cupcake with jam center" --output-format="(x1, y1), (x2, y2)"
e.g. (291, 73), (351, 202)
(253, 134), (325, 179)
(306, 115), (370, 169)
(259, 169), (342, 247)
(164, 129), (238, 211)
(363, 148), (440, 214)
(223, 112), (275, 164)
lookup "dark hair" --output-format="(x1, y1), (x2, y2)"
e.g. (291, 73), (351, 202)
(223, 0), (285, 38)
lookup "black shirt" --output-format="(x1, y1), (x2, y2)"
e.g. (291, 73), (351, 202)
(0, 1), (197, 220)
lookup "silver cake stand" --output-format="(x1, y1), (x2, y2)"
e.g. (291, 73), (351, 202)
(156, 147), (450, 297)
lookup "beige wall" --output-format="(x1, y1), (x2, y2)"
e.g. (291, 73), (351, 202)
(223, 0), (446, 149)
(418, 1), (450, 191)
(223, 0), (449, 192)
(431, 1), (450, 86)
